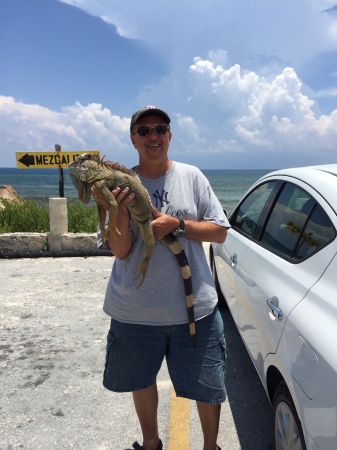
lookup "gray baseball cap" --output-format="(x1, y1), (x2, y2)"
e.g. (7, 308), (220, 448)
(130, 106), (171, 132)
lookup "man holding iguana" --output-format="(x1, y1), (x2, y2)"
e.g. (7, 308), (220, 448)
(93, 106), (230, 450)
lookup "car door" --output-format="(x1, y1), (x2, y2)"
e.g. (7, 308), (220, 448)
(214, 230), (251, 324)
(234, 179), (336, 376)
(214, 181), (277, 325)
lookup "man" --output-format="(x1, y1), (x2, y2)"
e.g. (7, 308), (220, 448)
(94, 106), (230, 450)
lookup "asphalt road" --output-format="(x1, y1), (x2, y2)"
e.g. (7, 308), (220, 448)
(0, 245), (273, 450)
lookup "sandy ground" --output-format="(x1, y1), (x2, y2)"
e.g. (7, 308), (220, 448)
(0, 246), (272, 450)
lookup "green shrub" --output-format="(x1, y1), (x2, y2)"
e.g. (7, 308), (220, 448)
(67, 199), (98, 233)
(0, 198), (50, 232)
(0, 198), (98, 233)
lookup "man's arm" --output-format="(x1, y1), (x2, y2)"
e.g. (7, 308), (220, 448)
(151, 206), (227, 244)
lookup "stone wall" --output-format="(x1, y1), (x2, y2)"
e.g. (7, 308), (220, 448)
(0, 197), (111, 258)
(0, 232), (111, 258)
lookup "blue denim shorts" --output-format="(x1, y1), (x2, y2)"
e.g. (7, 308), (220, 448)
(103, 307), (227, 404)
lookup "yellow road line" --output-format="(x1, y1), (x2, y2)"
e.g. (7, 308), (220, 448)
(168, 388), (190, 450)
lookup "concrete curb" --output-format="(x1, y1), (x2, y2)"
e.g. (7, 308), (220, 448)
(0, 233), (111, 258)
(1, 197), (112, 258)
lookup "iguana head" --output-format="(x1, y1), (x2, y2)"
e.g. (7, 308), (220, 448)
(68, 153), (101, 204)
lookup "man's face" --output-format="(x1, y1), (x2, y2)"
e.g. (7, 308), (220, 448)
(130, 114), (172, 162)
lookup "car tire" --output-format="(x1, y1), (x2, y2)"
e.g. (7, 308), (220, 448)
(273, 381), (307, 450)
(211, 257), (228, 309)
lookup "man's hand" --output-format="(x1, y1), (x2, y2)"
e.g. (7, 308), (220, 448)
(151, 205), (179, 239)
(91, 186), (135, 213)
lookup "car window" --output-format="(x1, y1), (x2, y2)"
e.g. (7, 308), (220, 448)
(231, 182), (276, 236)
(295, 203), (336, 260)
(261, 183), (336, 260)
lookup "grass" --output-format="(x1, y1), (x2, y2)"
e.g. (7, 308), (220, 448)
(0, 198), (98, 233)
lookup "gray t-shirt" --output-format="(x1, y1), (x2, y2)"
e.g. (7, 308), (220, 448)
(102, 161), (230, 325)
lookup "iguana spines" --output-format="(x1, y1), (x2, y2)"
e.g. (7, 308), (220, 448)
(68, 153), (196, 347)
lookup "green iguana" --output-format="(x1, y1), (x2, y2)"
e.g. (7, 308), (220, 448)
(68, 153), (196, 347)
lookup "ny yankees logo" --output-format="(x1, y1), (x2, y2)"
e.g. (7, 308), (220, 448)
(153, 189), (169, 209)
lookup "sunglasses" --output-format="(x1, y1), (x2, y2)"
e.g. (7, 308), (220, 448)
(133, 124), (170, 137)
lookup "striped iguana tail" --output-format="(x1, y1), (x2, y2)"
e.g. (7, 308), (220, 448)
(159, 233), (196, 347)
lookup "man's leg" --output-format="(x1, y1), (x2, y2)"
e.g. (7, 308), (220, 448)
(133, 383), (161, 450)
(196, 401), (221, 450)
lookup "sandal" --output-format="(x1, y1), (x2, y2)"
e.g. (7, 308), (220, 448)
(132, 439), (163, 450)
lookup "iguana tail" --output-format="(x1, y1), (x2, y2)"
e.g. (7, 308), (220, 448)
(159, 234), (196, 347)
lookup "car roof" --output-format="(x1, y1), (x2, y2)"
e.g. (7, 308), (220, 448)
(256, 164), (337, 211)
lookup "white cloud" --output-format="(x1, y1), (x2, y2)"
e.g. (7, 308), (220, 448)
(0, 96), (83, 146)
(0, 97), (133, 167)
(2, 52), (337, 169)
(308, 0), (337, 11)
(4, 0), (337, 169)
(315, 87), (337, 97)
(175, 114), (203, 144)
(186, 55), (337, 155)
(58, 0), (337, 67)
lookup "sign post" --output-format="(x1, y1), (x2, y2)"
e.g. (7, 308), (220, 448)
(55, 144), (64, 197)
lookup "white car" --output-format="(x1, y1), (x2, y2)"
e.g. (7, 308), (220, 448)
(210, 164), (337, 450)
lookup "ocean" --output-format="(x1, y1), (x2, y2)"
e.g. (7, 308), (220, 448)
(0, 167), (271, 215)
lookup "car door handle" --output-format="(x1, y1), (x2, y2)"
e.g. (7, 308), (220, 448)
(266, 298), (283, 320)
(230, 254), (238, 267)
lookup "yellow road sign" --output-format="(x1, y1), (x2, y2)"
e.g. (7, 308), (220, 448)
(15, 151), (100, 169)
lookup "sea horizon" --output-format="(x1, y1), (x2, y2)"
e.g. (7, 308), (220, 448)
(0, 167), (272, 214)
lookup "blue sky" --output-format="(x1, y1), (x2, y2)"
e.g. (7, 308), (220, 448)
(1, 0), (337, 169)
